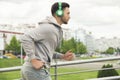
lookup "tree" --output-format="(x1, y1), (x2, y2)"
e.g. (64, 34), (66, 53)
(77, 42), (87, 54)
(5, 44), (11, 51)
(5, 36), (21, 55)
(56, 38), (87, 54)
(97, 64), (119, 78)
(60, 38), (76, 53)
(106, 47), (115, 54)
(116, 47), (120, 54)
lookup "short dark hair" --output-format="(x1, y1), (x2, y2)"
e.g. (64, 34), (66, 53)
(51, 2), (70, 16)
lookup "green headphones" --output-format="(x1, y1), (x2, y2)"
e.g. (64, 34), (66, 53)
(56, 2), (63, 17)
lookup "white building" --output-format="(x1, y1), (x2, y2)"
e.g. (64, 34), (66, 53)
(62, 28), (72, 40)
(94, 37), (120, 52)
(85, 32), (95, 53)
(73, 28), (95, 53)
(74, 28), (87, 44)
(2, 23), (120, 54)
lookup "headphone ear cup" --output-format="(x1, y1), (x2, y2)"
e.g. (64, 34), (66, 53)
(56, 9), (63, 17)
(56, 2), (63, 17)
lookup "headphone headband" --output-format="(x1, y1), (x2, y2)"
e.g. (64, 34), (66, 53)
(58, 2), (62, 10)
(56, 2), (63, 17)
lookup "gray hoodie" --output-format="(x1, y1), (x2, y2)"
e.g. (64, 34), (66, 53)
(20, 16), (63, 68)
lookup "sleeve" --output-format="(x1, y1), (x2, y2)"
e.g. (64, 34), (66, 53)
(53, 52), (64, 59)
(20, 25), (48, 61)
(20, 34), (36, 61)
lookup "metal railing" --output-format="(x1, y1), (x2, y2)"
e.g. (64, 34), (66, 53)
(0, 56), (120, 80)
(87, 76), (120, 80)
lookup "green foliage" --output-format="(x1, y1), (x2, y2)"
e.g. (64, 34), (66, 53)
(61, 38), (76, 53)
(106, 47), (115, 54)
(97, 64), (119, 78)
(115, 48), (120, 53)
(77, 42), (87, 54)
(5, 36), (21, 55)
(5, 44), (11, 51)
(56, 38), (87, 54)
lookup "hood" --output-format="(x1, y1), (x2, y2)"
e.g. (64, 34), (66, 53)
(40, 16), (61, 27)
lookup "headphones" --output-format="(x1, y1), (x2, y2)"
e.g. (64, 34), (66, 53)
(56, 2), (63, 17)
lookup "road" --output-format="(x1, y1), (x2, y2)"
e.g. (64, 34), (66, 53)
(58, 61), (120, 69)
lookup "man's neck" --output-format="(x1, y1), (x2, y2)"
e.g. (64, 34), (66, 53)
(54, 16), (62, 26)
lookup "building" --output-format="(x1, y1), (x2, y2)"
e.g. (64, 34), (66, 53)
(62, 28), (72, 40)
(94, 37), (120, 52)
(85, 32), (95, 54)
(1, 23), (120, 54)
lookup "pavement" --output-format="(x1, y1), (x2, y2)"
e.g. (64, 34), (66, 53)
(58, 61), (120, 69)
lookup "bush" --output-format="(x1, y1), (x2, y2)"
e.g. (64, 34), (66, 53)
(97, 64), (119, 79)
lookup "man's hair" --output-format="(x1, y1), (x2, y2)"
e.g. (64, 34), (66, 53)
(51, 2), (70, 16)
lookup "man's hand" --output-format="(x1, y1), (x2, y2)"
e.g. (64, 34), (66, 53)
(62, 50), (75, 61)
(31, 59), (45, 70)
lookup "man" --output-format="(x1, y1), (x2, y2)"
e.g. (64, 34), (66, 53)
(21, 2), (75, 80)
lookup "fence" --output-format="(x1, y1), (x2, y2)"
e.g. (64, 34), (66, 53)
(0, 56), (120, 80)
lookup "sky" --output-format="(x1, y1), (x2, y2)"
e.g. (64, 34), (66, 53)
(0, 0), (120, 39)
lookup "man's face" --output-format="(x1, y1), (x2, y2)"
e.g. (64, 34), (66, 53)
(61, 7), (70, 24)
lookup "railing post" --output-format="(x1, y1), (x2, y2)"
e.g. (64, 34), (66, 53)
(54, 55), (58, 80)
(54, 63), (58, 80)
(20, 44), (23, 64)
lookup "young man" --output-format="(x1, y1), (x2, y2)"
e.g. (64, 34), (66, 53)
(21, 2), (75, 80)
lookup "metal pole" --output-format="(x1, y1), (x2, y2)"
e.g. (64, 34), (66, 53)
(51, 56), (120, 67)
(54, 53), (58, 80)
(20, 44), (23, 64)
(54, 61), (58, 80)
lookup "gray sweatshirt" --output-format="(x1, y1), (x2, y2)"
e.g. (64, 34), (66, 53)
(20, 16), (63, 68)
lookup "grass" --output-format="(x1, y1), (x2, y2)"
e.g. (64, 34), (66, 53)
(0, 58), (22, 80)
(0, 58), (22, 68)
(1, 67), (120, 80)
(0, 68), (98, 80)
(51, 67), (98, 80)
(0, 58), (120, 80)
(0, 58), (97, 80)
(0, 71), (21, 80)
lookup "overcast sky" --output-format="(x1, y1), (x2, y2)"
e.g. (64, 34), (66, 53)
(0, 0), (120, 39)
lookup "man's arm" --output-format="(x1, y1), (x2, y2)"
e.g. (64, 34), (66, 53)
(53, 52), (64, 59)
(53, 50), (75, 61)
(20, 27), (47, 69)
